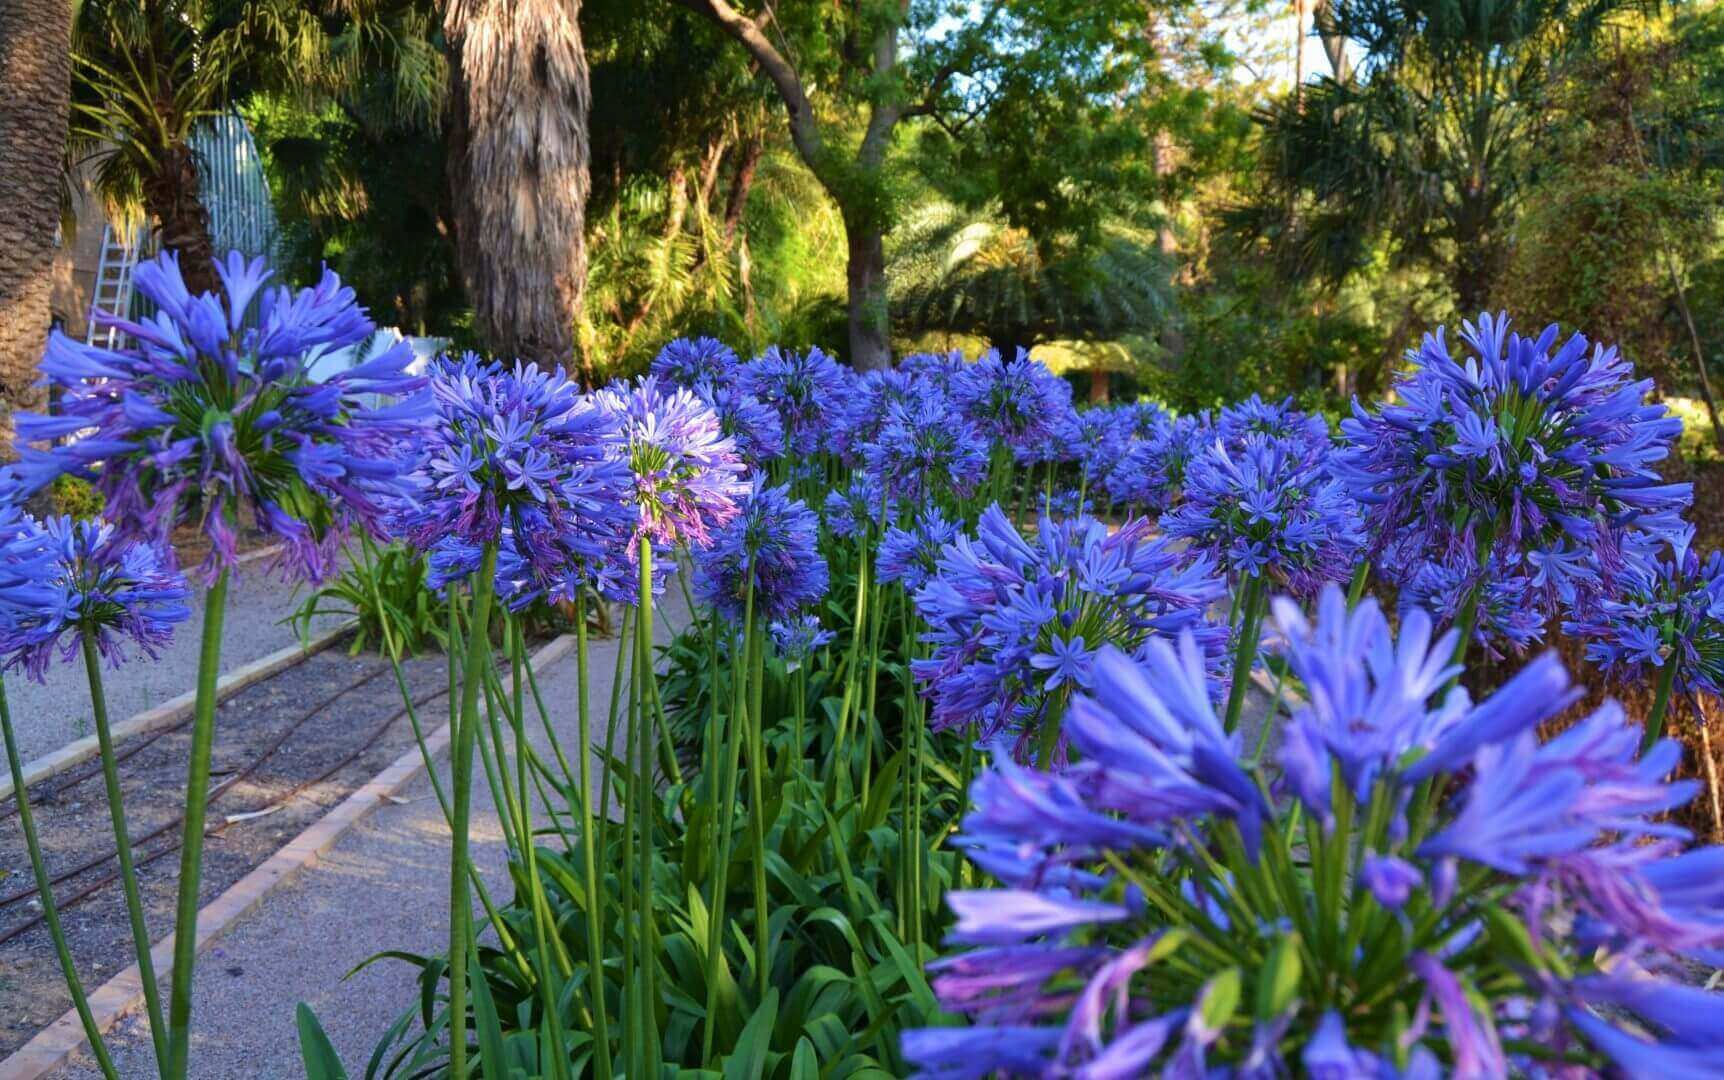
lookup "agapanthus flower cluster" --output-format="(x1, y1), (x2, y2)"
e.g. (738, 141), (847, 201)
(0, 514), (190, 681)
(768, 614), (835, 665)
(833, 369), (921, 466)
(597, 376), (750, 550)
(14, 251), (429, 581)
(695, 382), (784, 465)
(1069, 407), (1135, 491)
(822, 473), (896, 540)
(911, 505), (1225, 754)
(877, 507), (961, 592)
(650, 336), (741, 391)
(1214, 394), (1332, 462)
(398, 354), (637, 604)
(1106, 411), (1212, 513)
(949, 348), (1075, 459)
(739, 345), (848, 457)
(898, 350), (967, 392)
(1162, 435), (1362, 597)
(909, 585), (1724, 1077)
(1339, 314), (1691, 616)
(862, 392), (990, 504)
(1566, 525), (1724, 699)
(1401, 547), (1546, 659)
(694, 480), (829, 623)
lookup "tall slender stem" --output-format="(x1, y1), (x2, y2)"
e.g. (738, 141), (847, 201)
(166, 565), (229, 1080)
(574, 594), (613, 1080)
(0, 678), (120, 1080)
(1642, 653), (1680, 755)
(448, 544), (498, 1079)
(81, 635), (168, 1071)
(635, 542), (659, 1075)
(1223, 576), (1266, 734)
(702, 576), (752, 1063)
(745, 619), (769, 999)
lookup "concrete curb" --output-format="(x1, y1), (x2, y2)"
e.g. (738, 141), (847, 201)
(0, 633), (576, 1080)
(0, 619), (357, 806)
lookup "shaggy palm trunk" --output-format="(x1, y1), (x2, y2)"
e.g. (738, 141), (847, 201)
(0, 0), (72, 439)
(845, 225), (891, 372)
(143, 139), (219, 296)
(445, 0), (592, 368)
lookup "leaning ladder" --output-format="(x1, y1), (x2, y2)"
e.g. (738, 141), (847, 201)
(86, 223), (144, 349)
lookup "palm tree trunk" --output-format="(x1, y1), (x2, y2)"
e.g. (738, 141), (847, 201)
(446, 0), (592, 367)
(143, 140), (220, 296)
(0, 0), (73, 441)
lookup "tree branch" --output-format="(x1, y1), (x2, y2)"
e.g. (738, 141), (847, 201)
(673, 0), (827, 183)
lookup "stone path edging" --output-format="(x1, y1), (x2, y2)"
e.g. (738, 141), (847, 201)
(0, 619), (357, 806)
(0, 632), (575, 1080)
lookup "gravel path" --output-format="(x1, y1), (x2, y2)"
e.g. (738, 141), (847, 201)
(55, 593), (685, 1078)
(4, 560), (347, 768)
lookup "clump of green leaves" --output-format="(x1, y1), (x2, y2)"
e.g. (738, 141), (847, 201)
(288, 534), (447, 660)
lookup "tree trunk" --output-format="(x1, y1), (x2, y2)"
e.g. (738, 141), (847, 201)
(846, 225), (891, 371)
(1088, 367), (1110, 404)
(0, 0), (72, 439)
(445, 0), (591, 367)
(143, 140), (220, 296)
(722, 134), (762, 247)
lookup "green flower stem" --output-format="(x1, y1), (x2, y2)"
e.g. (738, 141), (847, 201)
(80, 634), (168, 1071)
(415, 615), (522, 968)
(165, 565), (229, 1080)
(634, 542), (661, 1076)
(830, 533), (871, 788)
(572, 596), (613, 1080)
(745, 618), (771, 999)
(1346, 561), (1371, 608)
(447, 543), (499, 1080)
(1223, 576), (1267, 734)
(1, 679), (120, 1080)
(1642, 653), (1680, 755)
(502, 623), (574, 1080)
(596, 606), (632, 864)
(701, 576), (753, 1064)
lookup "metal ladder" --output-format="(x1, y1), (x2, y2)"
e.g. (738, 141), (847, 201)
(86, 223), (144, 349)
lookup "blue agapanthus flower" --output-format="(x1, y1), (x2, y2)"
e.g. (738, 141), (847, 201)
(597, 376), (750, 550)
(0, 514), (191, 681)
(862, 392), (990, 504)
(1161, 434), (1362, 597)
(1339, 314), (1691, 614)
(650, 336), (741, 391)
(822, 473), (896, 540)
(694, 480), (829, 623)
(739, 345), (849, 457)
(695, 381), (785, 465)
(898, 350), (967, 392)
(1214, 394), (1332, 462)
(768, 614), (835, 663)
(1566, 525), (1724, 701)
(1106, 411), (1213, 513)
(1069, 407), (1135, 491)
(1401, 549), (1547, 659)
(14, 251), (429, 582)
(833, 369), (921, 466)
(910, 506), (1225, 754)
(399, 354), (636, 603)
(909, 584), (1724, 1077)
(877, 507), (961, 593)
(949, 348), (1075, 458)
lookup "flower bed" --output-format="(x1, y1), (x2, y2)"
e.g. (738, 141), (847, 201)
(3, 260), (1721, 1078)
